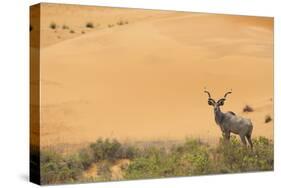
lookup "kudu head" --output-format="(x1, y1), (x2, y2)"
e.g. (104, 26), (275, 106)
(204, 88), (232, 112)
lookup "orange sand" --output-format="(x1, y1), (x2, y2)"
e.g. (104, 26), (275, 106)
(33, 3), (273, 147)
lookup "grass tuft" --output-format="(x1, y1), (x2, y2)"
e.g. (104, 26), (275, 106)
(265, 115), (272, 123)
(108, 24), (114, 28)
(62, 25), (69, 30)
(117, 20), (128, 26)
(49, 22), (57, 30)
(243, 105), (254, 112)
(86, 22), (94, 28)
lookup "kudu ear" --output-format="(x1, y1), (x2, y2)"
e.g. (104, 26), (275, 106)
(208, 98), (216, 106)
(217, 98), (225, 106)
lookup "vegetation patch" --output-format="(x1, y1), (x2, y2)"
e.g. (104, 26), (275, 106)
(243, 105), (254, 112)
(117, 20), (128, 26)
(108, 24), (114, 28)
(86, 22), (94, 28)
(49, 22), (57, 30)
(40, 137), (273, 184)
(62, 25), (69, 30)
(265, 115), (272, 123)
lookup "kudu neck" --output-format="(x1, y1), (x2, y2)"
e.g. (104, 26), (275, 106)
(214, 106), (224, 125)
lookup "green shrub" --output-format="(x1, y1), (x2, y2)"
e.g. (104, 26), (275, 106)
(121, 145), (140, 159)
(89, 138), (123, 161)
(265, 115), (272, 123)
(49, 22), (57, 30)
(86, 22), (94, 28)
(78, 148), (94, 170)
(177, 139), (210, 175)
(124, 139), (211, 179)
(214, 136), (273, 173)
(40, 150), (83, 184)
(124, 147), (170, 179)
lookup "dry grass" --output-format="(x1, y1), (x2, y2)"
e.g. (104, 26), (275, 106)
(243, 105), (254, 112)
(108, 24), (114, 28)
(86, 22), (94, 28)
(117, 20), (128, 26)
(49, 22), (57, 30)
(62, 25), (69, 30)
(265, 115), (272, 123)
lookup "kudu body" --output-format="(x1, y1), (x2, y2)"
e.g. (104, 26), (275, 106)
(204, 89), (253, 148)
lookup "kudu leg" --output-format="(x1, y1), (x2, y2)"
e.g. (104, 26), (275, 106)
(239, 134), (247, 146)
(225, 132), (230, 140)
(222, 132), (230, 145)
(246, 134), (253, 149)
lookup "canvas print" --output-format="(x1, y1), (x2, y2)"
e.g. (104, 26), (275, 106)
(30, 3), (274, 185)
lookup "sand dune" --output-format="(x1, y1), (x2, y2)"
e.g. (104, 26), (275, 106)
(35, 3), (273, 147)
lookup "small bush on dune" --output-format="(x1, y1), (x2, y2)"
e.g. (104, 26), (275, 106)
(108, 24), (114, 28)
(117, 20), (128, 26)
(62, 25), (69, 30)
(86, 22), (94, 28)
(117, 20), (124, 26)
(243, 105), (254, 112)
(70, 30), (75, 34)
(49, 22), (57, 30)
(265, 115), (272, 123)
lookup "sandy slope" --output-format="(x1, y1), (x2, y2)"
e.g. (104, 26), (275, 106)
(36, 3), (273, 147)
